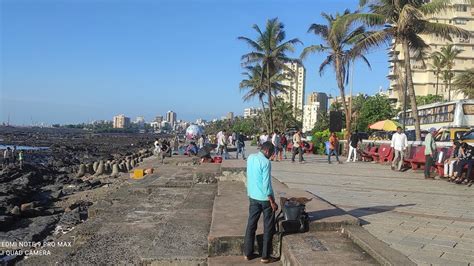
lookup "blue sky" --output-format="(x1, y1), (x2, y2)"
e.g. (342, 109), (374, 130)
(1, 0), (390, 125)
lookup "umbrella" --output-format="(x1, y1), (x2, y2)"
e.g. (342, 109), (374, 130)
(369, 119), (401, 131)
(185, 125), (204, 140)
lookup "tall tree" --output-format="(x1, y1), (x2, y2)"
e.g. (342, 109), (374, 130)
(356, 0), (470, 140)
(239, 64), (292, 132)
(453, 68), (474, 98)
(429, 53), (444, 97)
(239, 18), (301, 132)
(301, 10), (372, 146)
(433, 44), (462, 101)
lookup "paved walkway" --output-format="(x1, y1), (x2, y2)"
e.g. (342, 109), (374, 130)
(234, 145), (474, 265)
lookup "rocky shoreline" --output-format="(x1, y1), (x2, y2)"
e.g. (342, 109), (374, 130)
(0, 127), (158, 264)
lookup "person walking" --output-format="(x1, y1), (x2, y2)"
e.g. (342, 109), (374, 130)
(3, 147), (11, 167)
(198, 135), (205, 150)
(280, 133), (288, 160)
(243, 141), (278, 263)
(347, 130), (362, 162)
(291, 129), (304, 163)
(391, 126), (408, 171)
(328, 132), (341, 164)
(236, 132), (246, 160)
(216, 130), (227, 156)
(271, 130), (280, 161)
(424, 128), (437, 179)
(12, 146), (17, 164)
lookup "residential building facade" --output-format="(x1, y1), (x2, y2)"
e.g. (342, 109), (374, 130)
(388, 0), (474, 106)
(113, 114), (130, 129)
(166, 111), (177, 126)
(279, 62), (306, 120)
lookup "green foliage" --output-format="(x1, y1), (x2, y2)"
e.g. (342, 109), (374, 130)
(356, 94), (395, 132)
(311, 129), (344, 155)
(416, 94), (444, 105)
(312, 110), (329, 133)
(453, 69), (474, 98)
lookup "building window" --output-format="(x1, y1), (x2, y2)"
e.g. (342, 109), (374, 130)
(455, 5), (468, 12)
(454, 19), (467, 25)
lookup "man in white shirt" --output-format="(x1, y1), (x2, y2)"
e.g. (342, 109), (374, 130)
(271, 130), (281, 161)
(216, 130), (225, 155)
(391, 126), (408, 171)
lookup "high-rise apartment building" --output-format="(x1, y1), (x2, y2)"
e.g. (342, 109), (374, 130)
(279, 62), (306, 120)
(113, 114), (130, 129)
(243, 107), (261, 118)
(227, 112), (234, 121)
(388, 1), (474, 104)
(308, 92), (329, 113)
(154, 116), (164, 123)
(302, 102), (320, 133)
(166, 111), (177, 126)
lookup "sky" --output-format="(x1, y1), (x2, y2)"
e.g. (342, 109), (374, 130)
(1, 0), (390, 125)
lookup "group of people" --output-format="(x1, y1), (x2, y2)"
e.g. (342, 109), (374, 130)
(2, 146), (23, 169)
(442, 141), (473, 185)
(390, 126), (473, 184)
(215, 129), (246, 160)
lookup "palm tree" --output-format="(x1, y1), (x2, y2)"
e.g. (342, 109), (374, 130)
(429, 53), (444, 97)
(356, 0), (470, 140)
(300, 10), (371, 145)
(239, 18), (302, 132)
(239, 64), (293, 132)
(453, 69), (474, 98)
(273, 98), (300, 132)
(433, 44), (463, 101)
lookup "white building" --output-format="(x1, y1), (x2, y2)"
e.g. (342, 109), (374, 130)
(279, 62), (306, 120)
(243, 107), (262, 118)
(388, 0), (474, 105)
(113, 114), (130, 129)
(166, 111), (177, 126)
(302, 102), (320, 133)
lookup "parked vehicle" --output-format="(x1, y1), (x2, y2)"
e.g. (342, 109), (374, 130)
(459, 129), (474, 144)
(434, 127), (471, 142)
(405, 130), (429, 141)
(369, 131), (393, 141)
(397, 99), (474, 130)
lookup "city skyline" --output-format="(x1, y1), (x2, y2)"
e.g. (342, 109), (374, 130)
(3, 0), (394, 125)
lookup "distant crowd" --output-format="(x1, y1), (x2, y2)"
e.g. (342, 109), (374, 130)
(2, 146), (24, 169)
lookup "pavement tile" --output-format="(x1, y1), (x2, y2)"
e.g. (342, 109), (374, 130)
(441, 252), (474, 263)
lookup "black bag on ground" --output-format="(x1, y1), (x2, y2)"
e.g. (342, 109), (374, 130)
(276, 200), (309, 234)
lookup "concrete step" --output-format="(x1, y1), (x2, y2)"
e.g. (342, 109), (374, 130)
(208, 179), (359, 257)
(208, 256), (281, 266)
(280, 231), (378, 266)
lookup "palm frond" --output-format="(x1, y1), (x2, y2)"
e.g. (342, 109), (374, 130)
(300, 44), (328, 60)
(419, 21), (470, 40)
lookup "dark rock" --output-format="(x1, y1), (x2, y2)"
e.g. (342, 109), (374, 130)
(0, 215), (59, 242)
(20, 202), (35, 212)
(10, 206), (20, 215)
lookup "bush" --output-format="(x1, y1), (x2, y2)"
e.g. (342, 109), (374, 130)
(311, 129), (344, 155)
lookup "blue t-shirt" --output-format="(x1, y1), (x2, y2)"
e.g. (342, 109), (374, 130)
(246, 152), (274, 201)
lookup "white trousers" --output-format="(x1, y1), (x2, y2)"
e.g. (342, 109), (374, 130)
(347, 146), (357, 162)
(444, 160), (456, 177)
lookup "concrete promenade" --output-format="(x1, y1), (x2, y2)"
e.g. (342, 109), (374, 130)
(236, 145), (474, 265)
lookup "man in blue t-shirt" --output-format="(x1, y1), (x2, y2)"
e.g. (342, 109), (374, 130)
(243, 141), (278, 263)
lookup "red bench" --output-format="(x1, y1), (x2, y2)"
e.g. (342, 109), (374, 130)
(405, 146), (426, 170)
(361, 146), (378, 162)
(372, 144), (393, 163)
